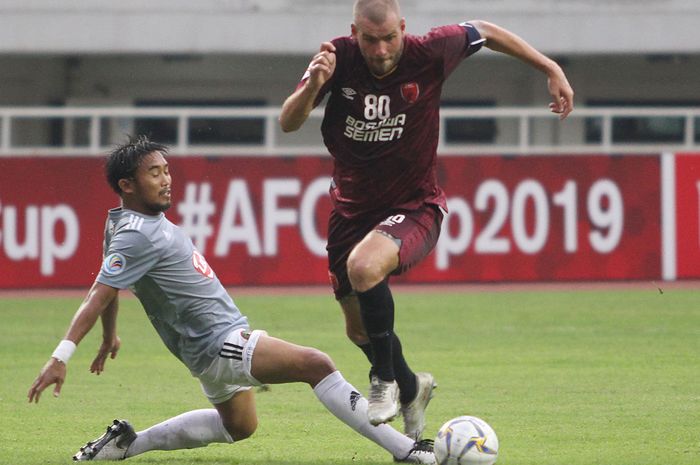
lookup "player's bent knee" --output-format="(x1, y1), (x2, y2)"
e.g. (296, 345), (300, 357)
(305, 347), (335, 372)
(303, 348), (336, 384)
(346, 255), (384, 291)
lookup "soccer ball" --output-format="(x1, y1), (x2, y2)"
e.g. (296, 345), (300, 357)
(434, 416), (499, 465)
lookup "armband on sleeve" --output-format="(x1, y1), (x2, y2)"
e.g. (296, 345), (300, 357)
(459, 22), (486, 57)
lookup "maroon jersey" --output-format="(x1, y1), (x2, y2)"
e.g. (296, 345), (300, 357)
(301, 23), (483, 219)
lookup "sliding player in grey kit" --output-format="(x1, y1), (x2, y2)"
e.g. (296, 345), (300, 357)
(27, 135), (435, 463)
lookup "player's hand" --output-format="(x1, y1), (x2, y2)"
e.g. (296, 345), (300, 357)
(90, 335), (121, 375)
(547, 66), (574, 120)
(306, 42), (337, 89)
(27, 358), (67, 403)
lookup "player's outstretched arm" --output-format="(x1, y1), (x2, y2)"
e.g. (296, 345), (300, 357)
(279, 41), (337, 132)
(90, 295), (121, 375)
(27, 282), (119, 403)
(470, 20), (574, 119)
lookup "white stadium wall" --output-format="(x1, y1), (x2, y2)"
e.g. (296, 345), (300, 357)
(0, 0), (699, 54)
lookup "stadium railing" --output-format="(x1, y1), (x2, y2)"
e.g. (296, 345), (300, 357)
(0, 106), (698, 156)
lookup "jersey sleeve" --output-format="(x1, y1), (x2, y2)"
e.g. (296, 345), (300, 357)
(96, 229), (160, 289)
(425, 23), (484, 78)
(101, 216), (112, 257)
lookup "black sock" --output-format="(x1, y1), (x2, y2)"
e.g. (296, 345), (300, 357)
(356, 342), (376, 381)
(357, 281), (395, 381)
(392, 333), (417, 404)
(357, 342), (374, 364)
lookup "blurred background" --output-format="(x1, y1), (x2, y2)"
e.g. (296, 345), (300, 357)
(1, 0), (699, 288)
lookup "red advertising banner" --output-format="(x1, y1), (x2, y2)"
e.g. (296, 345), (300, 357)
(0, 158), (113, 288)
(424, 155), (661, 282)
(0, 155), (661, 288)
(675, 153), (700, 278)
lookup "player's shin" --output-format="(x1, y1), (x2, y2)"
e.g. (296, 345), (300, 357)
(357, 281), (395, 381)
(392, 333), (417, 404)
(125, 409), (233, 457)
(313, 371), (414, 458)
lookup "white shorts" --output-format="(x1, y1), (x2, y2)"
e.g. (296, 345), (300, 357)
(199, 328), (267, 404)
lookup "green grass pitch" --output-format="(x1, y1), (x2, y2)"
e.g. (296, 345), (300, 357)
(1, 288), (698, 464)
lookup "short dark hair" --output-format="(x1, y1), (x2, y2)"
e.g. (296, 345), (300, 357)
(105, 135), (169, 194)
(354, 0), (400, 24)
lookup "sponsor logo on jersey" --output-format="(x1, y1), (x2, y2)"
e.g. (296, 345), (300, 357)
(343, 114), (407, 142)
(192, 250), (215, 279)
(341, 87), (357, 100)
(102, 252), (126, 275)
(400, 82), (420, 104)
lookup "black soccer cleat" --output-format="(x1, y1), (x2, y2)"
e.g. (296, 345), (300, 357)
(73, 419), (137, 461)
(394, 438), (436, 464)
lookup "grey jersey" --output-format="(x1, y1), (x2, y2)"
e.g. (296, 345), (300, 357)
(96, 208), (248, 375)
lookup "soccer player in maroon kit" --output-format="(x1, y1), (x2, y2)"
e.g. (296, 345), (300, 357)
(280, 0), (574, 441)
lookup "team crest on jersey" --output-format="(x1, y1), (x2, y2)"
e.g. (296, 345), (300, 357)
(102, 253), (126, 275)
(400, 82), (420, 104)
(192, 250), (215, 279)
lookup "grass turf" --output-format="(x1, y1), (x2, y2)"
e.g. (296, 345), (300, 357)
(1, 288), (698, 464)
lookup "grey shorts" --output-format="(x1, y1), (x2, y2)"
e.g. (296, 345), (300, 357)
(198, 328), (267, 404)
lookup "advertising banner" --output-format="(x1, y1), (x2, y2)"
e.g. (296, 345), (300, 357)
(674, 153), (700, 278)
(428, 155), (661, 282)
(0, 155), (662, 288)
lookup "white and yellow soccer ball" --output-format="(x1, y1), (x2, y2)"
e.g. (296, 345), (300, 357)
(434, 415), (499, 465)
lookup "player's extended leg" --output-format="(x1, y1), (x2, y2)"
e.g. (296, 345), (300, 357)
(73, 332), (432, 462)
(341, 296), (435, 440)
(340, 294), (419, 403)
(250, 333), (433, 462)
(74, 400), (245, 460)
(345, 205), (443, 437)
(126, 393), (251, 456)
(346, 230), (404, 425)
(340, 284), (434, 439)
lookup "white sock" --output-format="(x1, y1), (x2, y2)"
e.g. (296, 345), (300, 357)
(313, 371), (414, 459)
(125, 409), (233, 457)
